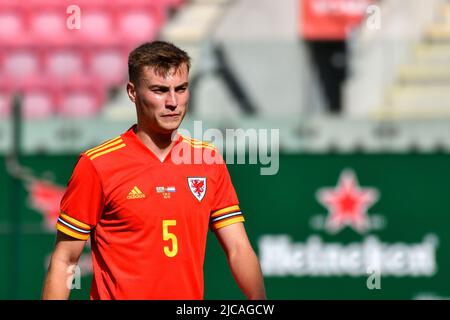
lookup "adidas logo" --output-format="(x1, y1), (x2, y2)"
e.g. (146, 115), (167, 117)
(127, 186), (146, 199)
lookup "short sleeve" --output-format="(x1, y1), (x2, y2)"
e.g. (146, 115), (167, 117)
(56, 155), (104, 240)
(209, 159), (245, 231)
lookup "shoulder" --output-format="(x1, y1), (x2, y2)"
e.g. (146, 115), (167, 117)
(173, 135), (226, 169)
(82, 135), (127, 162)
(179, 135), (218, 152)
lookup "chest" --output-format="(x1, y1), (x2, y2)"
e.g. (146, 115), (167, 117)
(100, 162), (215, 225)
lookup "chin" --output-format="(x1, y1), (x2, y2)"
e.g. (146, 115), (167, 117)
(162, 118), (183, 129)
(159, 123), (181, 134)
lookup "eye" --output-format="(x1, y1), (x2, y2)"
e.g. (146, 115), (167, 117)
(151, 87), (168, 94)
(176, 87), (187, 93)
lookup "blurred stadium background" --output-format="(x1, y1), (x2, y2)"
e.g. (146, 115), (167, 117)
(1, 0), (450, 299)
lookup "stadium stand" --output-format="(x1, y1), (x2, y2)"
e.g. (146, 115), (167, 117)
(1, 0), (449, 154)
(0, 0), (186, 119)
(103, 0), (232, 120)
(344, 0), (450, 120)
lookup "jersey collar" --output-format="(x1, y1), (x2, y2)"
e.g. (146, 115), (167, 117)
(121, 124), (183, 164)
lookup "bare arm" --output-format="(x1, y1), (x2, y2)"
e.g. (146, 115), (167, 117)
(215, 223), (266, 300)
(41, 231), (86, 300)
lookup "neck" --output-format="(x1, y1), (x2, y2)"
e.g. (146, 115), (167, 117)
(135, 125), (178, 161)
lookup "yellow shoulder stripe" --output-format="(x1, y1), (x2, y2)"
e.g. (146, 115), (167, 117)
(86, 138), (124, 158)
(182, 138), (217, 151)
(89, 143), (126, 160)
(85, 136), (121, 155)
(184, 136), (212, 146)
(188, 137), (203, 144)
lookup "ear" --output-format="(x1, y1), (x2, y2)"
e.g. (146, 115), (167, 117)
(127, 82), (136, 103)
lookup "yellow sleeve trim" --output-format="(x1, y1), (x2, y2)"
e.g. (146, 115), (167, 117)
(60, 212), (91, 230)
(211, 205), (240, 218)
(56, 224), (90, 241)
(212, 216), (245, 230)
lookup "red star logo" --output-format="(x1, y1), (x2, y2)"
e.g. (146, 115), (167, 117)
(316, 170), (379, 234)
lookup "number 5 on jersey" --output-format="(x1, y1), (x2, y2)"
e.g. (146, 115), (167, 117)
(162, 220), (178, 257)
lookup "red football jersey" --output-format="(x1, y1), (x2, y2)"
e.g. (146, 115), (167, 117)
(56, 125), (244, 299)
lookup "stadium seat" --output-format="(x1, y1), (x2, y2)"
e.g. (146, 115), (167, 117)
(398, 64), (450, 84)
(425, 23), (450, 42)
(20, 76), (58, 119)
(3, 50), (40, 86)
(0, 0), (188, 120)
(57, 79), (105, 118)
(0, 0), (29, 14)
(70, 0), (111, 8)
(45, 49), (84, 81)
(22, 90), (55, 119)
(30, 11), (71, 46)
(59, 92), (102, 118)
(413, 44), (450, 64)
(0, 10), (27, 47)
(112, 0), (166, 11)
(118, 11), (160, 48)
(0, 0), (20, 6)
(375, 84), (450, 120)
(76, 10), (116, 46)
(89, 49), (127, 87)
(27, 0), (67, 7)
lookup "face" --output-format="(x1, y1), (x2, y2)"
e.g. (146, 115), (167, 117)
(127, 64), (189, 135)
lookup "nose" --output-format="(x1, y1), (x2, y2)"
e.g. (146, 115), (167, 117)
(166, 90), (177, 108)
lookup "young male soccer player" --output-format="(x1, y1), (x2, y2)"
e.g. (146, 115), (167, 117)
(42, 41), (266, 300)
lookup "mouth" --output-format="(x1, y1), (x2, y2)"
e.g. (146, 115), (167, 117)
(161, 113), (181, 118)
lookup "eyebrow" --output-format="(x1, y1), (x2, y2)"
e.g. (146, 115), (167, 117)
(145, 81), (189, 90)
(142, 78), (189, 90)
